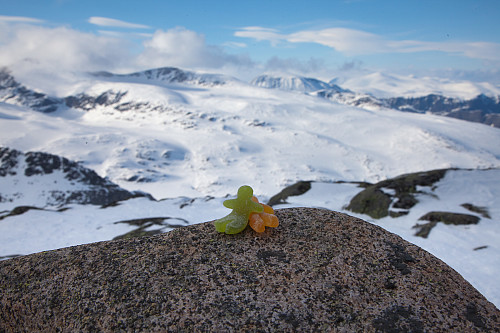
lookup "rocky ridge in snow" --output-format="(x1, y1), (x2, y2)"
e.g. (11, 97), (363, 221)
(383, 94), (500, 127)
(2, 67), (499, 127)
(250, 74), (345, 93)
(0, 147), (151, 208)
(92, 66), (235, 87)
(249, 73), (500, 126)
(0, 68), (62, 113)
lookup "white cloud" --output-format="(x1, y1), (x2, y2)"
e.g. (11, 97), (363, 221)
(289, 28), (383, 55)
(234, 27), (286, 47)
(0, 21), (255, 77)
(223, 41), (247, 49)
(0, 24), (132, 73)
(264, 56), (327, 76)
(88, 16), (151, 29)
(97, 30), (153, 39)
(138, 27), (254, 70)
(235, 26), (500, 62)
(0, 15), (44, 24)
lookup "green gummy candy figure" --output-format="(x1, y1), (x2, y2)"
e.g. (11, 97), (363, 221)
(214, 185), (263, 234)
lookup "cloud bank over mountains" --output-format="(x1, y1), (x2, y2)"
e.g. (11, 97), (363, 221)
(1, 15), (499, 85)
(0, 16), (256, 81)
(137, 28), (254, 70)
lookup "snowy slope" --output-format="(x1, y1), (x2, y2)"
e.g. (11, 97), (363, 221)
(337, 71), (500, 99)
(1, 71), (500, 201)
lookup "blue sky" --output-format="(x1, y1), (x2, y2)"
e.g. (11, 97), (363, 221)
(1, 0), (499, 82)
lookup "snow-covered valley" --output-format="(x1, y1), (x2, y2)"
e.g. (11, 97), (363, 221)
(1, 67), (500, 308)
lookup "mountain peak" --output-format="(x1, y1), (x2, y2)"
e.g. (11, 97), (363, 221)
(92, 67), (236, 87)
(251, 74), (344, 93)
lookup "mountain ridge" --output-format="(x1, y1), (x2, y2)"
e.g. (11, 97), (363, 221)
(2, 67), (500, 127)
(1, 66), (500, 199)
(383, 93), (500, 127)
(248, 72), (500, 127)
(91, 66), (236, 87)
(251, 74), (348, 93)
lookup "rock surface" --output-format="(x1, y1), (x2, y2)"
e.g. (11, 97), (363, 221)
(1, 208), (499, 332)
(346, 169), (448, 219)
(413, 211), (482, 238)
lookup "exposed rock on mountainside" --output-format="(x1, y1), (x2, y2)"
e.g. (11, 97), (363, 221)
(0, 147), (151, 207)
(267, 180), (312, 206)
(251, 74), (344, 92)
(1, 208), (498, 331)
(346, 169), (448, 219)
(250, 73), (500, 127)
(64, 90), (129, 111)
(0, 66), (231, 115)
(314, 89), (385, 109)
(0, 206), (45, 221)
(384, 94), (500, 127)
(93, 66), (232, 86)
(0, 68), (62, 113)
(413, 211), (481, 238)
(2, 67), (499, 127)
(461, 203), (491, 218)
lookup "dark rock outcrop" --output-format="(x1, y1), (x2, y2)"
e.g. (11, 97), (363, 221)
(461, 203), (491, 219)
(346, 169), (448, 218)
(383, 93), (500, 127)
(0, 206), (44, 221)
(0, 68), (62, 113)
(251, 74), (345, 93)
(0, 147), (151, 207)
(413, 211), (481, 238)
(64, 90), (128, 111)
(267, 180), (312, 206)
(1, 208), (498, 331)
(93, 66), (230, 86)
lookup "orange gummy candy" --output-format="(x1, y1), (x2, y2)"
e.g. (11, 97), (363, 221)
(249, 196), (279, 233)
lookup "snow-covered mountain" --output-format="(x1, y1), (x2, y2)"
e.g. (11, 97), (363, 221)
(336, 71), (500, 99)
(251, 74), (347, 93)
(249, 72), (500, 127)
(0, 67), (236, 114)
(0, 147), (150, 207)
(2, 67), (499, 127)
(0, 68), (62, 113)
(2, 68), (500, 199)
(1, 66), (500, 307)
(92, 66), (236, 87)
(384, 94), (500, 127)
(313, 89), (385, 110)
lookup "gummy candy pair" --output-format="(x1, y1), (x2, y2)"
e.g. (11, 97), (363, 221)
(214, 185), (279, 234)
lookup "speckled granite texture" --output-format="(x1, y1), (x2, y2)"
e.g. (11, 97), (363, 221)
(1, 208), (499, 332)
